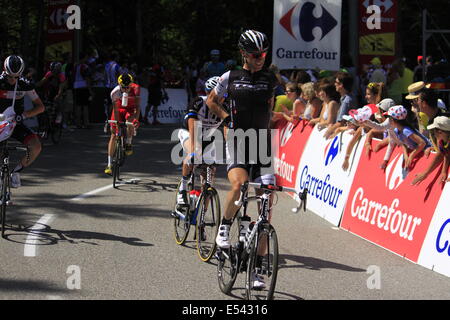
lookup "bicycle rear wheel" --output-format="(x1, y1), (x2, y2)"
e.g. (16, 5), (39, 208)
(196, 187), (221, 262)
(245, 224), (279, 300)
(0, 167), (10, 238)
(173, 180), (191, 245)
(217, 222), (240, 295)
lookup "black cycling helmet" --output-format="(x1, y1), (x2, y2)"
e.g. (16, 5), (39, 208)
(238, 30), (269, 53)
(4, 55), (25, 78)
(118, 73), (134, 87)
(50, 62), (62, 74)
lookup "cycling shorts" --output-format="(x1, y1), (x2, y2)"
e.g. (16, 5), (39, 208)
(110, 108), (136, 131)
(12, 123), (38, 145)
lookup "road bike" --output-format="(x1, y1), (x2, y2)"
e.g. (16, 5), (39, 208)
(216, 181), (307, 300)
(104, 120), (134, 188)
(0, 140), (29, 238)
(172, 163), (221, 262)
(37, 100), (63, 145)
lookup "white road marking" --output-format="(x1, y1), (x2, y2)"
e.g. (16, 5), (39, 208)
(24, 214), (54, 257)
(71, 185), (114, 201)
(71, 179), (141, 201)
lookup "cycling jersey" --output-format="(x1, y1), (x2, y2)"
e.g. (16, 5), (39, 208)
(0, 73), (39, 114)
(215, 69), (277, 130)
(183, 96), (222, 134)
(214, 68), (277, 174)
(110, 83), (140, 110)
(0, 73), (39, 143)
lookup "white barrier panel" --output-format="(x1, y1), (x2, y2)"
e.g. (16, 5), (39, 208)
(142, 88), (188, 124)
(295, 126), (366, 226)
(417, 183), (450, 277)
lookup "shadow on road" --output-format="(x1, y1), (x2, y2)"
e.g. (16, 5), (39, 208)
(4, 222), (153, 247)
(278, 254), (366, 272)
(0, 279), (69, 294)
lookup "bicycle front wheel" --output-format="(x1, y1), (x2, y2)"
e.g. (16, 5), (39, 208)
(196, 187), (221, 262)
(245, 224), (279, 300)
(112, 138), (122, 188)
(217, 222), (240, 295)
(0, 167), (10, 238)
(173, 180), (191, 245)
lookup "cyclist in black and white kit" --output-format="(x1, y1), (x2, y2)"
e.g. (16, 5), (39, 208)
(206, 30), (277, 289)
(0, 55), (45, 187)
(176, 76), (223, 207)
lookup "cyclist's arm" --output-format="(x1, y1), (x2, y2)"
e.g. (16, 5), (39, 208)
(206, 88), (228, 120)
(26, 96), (45, 118)
(187, 118), (197, 155)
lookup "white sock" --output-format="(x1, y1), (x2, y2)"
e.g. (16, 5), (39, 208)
(180, 176), (189, 191)
(108, 156), (112, 166)
(126, 137), (132, 145)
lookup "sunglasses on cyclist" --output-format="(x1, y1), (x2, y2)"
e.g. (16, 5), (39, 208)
(246, 51), (267, 59)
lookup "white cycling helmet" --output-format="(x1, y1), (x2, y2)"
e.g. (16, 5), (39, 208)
(205, 76), (220, 92)
(4, 55), (25, 78)
(238, 30), (269, 53)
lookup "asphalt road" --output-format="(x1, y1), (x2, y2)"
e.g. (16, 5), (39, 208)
(0, 123), (449, 301)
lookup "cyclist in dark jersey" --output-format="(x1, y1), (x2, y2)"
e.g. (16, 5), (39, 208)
(206, 30), (277, 289)
(0, 55), (45, 188)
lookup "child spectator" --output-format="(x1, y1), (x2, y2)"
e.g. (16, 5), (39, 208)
(385, 105), (431, 171)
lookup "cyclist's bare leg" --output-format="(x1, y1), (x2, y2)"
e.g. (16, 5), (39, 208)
(108, 133), (116, 158)
(224, 168), (249, 221)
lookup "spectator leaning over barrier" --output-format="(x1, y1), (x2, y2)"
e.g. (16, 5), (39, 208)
(342, 82), (387, 171)
(300, 82), (322, 120)
(272, 82), (304, 123)
(412, 116), (450, 185)
(309, 82), (340, 131)
(385, 105), (431, 172)
(328, 114), (360, 140)
(405, 81), (428, 134)
(324, 71), (355, 139)
(361, 98), (402, 170)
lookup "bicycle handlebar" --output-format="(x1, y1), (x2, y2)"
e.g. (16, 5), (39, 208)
(234, 182), (308, 213)
(104, 120), (135, 133)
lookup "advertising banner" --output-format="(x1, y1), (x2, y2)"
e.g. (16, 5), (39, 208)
(273, 119), (314, 189)
(340, 142), (445, 262)
(143, 89), (188, 124)
(273, 0), (342, 71)
(358, 0), (398, 70)
(417, 183), (450, 277)
(46, 0), (75, 61)
(295, 127), (366, 226)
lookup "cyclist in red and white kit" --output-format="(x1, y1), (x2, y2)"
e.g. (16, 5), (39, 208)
(104, 73), (140, 175)
(0, 55), (45, 187)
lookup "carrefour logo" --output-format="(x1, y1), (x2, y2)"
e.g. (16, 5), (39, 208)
(385, 154), (406, 191)
(436, 219), (450, 256)
(324, 136), (340, 166)
(279, 1), (338, 42)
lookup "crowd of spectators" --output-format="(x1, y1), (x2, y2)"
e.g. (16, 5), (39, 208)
(270, 56), (450, 184)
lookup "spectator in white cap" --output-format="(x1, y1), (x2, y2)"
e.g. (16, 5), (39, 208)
(203, 49), (225, 78)
(412, 116), (450, 185)
(384, 105), (431, 171)
(361, 98), (403, 169)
